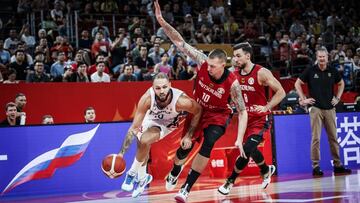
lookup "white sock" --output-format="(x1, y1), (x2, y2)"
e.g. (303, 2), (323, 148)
(128, 158), (143, 176)
(138, 163), (147, 181)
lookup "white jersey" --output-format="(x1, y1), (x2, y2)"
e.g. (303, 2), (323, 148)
(137, 87), (184, 140)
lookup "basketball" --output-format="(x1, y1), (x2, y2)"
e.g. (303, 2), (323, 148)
(101, 154), (126, 179)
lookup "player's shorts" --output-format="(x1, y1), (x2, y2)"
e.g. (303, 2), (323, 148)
(136, 119), (175, 140)
(182, 111), (232, 143)
(243, 114), (271, 142)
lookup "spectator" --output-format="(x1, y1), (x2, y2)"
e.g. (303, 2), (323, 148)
(26, 61), (50, 83)
(19, 24), (36, 51)
(42, 114), (54, 124)
(70, 51), (84, 71)
(118, 63), (137, 82)
(65, 62), (89, 82)
(134, 45), (155, 81)
(35, 38), (50, 61)
(110, 32), (128, 73)
(4, 29), (19, 54)
(208, 0), (225, 24)
(1, 102), (20, 126)
(91, 31), (111, 58)
(84, 107), (96, 123)
(51, 1), (64, 24)
(154, 52), (171, 76)
(148, 43), (162, 64)
(179, 61), (197, 80)
(79, 30), (92, 50)
(87, 54), (110, 76)
(3, 68), (19, 84)
(9, 50), (29, 80)
(90, 62), (110, 82)
(50, 51), (66, 81)
(161, 3), (174, 25)
(10, 42), (34, 65)
(0, 39), (11, 71)
(130, 37), (144, 59)
(91, 20), (110, 39)
(51, 36), (73, 58)
(289, 18), (306, 37)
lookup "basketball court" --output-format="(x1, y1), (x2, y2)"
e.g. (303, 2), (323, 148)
(4, 170), (360, 203)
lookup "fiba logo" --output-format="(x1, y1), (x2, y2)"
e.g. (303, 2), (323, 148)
(248, 77), (254, 85)
(217, 87), (225, 94)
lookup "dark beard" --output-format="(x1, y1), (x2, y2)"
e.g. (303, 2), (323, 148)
(155, 89), (173, 108)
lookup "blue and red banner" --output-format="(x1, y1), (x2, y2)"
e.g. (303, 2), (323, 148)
(0, 122), (135, 198)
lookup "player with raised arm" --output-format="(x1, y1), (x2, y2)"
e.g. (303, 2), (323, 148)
(154, 1), (248, 202)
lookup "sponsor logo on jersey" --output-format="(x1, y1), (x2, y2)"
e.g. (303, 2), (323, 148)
(217, 87), (225, 94)
(248, 77), (254, 85)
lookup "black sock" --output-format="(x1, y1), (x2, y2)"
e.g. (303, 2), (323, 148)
(170, 163), (182, 177)
(181, 169), (201, 192)
(259, 163), (269, 175)
(227, 170), (239, 183)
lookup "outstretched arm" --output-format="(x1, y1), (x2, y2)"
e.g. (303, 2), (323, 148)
(230, 80), (248, 158)
(118, 91), (151, 156)
(154, 0), (207, 65)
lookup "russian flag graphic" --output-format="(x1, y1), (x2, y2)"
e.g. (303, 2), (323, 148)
(2, 124), (100, 194)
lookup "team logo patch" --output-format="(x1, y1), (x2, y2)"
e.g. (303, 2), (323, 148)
(217, 87), (225, 94)
(241, 78), (245, 83)
(248, 77), (254, 85)
(328, 73), (331, 77)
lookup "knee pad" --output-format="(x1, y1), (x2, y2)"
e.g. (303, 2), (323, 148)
(235, 156), (249, 170)
(176, 146), (193, 160)
(199, 125), (224, 158)
(251, 149), (264, 164)
(243, 135), (263, 156)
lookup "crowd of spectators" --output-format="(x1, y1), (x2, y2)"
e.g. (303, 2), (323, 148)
(0, 0), (359, 91)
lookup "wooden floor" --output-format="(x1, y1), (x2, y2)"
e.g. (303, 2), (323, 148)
(4, 169), (360, 203)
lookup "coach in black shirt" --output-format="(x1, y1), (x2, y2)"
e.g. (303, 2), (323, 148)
(295, 46), (351, 176)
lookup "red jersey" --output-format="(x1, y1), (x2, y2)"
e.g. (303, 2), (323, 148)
(235, 64), (270, 118)
(235, 64), (271, 140)
(194, 61), (237, 128)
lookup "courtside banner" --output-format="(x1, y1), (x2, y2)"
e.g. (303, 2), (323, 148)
(274, 112), (360, 175)
(0, 122), (135, 198)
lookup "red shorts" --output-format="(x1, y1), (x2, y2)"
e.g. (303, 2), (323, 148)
(183, 111), (231, 143)
(243, 114), (271, 142)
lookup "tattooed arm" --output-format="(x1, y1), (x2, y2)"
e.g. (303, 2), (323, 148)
(154, 0), (207, 65)
(118, 91), (151, 156)
(230, 80), (248, 158)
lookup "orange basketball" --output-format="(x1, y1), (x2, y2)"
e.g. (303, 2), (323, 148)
(101, 154), (126, 179)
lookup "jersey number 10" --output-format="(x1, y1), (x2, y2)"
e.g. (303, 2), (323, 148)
(202, 92), (210, 103)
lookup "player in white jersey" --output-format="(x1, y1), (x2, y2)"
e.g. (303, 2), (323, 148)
(118, 72), (202, 198)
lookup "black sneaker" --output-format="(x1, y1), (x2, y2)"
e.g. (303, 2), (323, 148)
(312, 166), (324, 176)
(334, 166), (352, 174)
